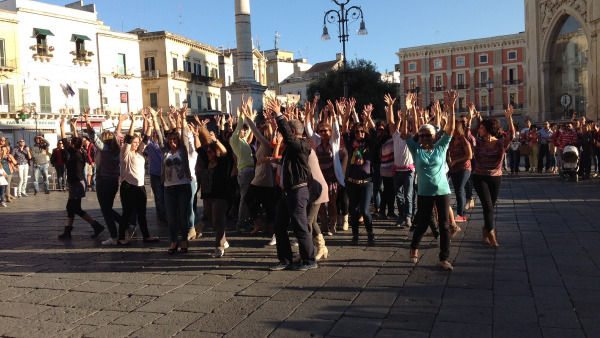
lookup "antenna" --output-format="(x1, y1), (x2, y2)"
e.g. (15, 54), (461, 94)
(274, 31), (281, 50)
(256, 35), (260, 51)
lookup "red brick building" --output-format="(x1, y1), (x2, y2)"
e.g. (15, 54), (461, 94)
(395, 33), (526, 117)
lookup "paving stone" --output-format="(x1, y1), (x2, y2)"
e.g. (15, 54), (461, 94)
(111, 311), (163, 326)
(430, 321), (492, 338)
(237, 282), (281, 297)
(152, 310), (205, 326)
(210, 278), (254, 292)
(130, 323), (183, 337)
(0, 301), (51, 319)
(71, 280), (121, 293)
(375, 328), (429, 338)
(102, 295), (157, 312)
(328, 316), (382, 337)
(291, 298), (351, 320)
(344, 287), (399, 319)
(437, 305), (492, 325)
(540, 327), (586, 338)
(84, 324), (140, 337)
(269, 317), (335, 338)
(74, 310), (127, 325)
(36, 306), (97, 324)
(10, 288), (67, 304)
(224, 300), (300, 337)
(129, 284), (180, 297)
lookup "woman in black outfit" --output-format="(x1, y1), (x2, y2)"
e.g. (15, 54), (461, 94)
(58, 118), (104, 240)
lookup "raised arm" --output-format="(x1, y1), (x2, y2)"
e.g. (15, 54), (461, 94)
(444, 90), (457, 137)
(60, 117), (67, 141)
(504, 105), (515, 140)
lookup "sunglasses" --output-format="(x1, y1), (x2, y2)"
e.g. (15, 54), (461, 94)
(418, 134), (433, 138)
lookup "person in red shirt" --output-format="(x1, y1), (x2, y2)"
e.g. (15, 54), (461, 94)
(50, 140), (68, 191)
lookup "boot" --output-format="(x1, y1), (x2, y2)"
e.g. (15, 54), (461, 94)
(250, 218), (265, 235)
(367, 232), (375, 246)
(58, 226), (73, 240)
(91, 221), (105, 238)
(342, 215), (349, 231)
(482, 227), (490, 245)
(314, 234), (328, 261)
(487, 229), (499, 248)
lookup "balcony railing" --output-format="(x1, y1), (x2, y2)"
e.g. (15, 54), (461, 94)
(453, 84), (469, 90)
(142, 70), (160, 79)
(431, 86), (445, 92)
(113, 67), (135, 79)
(476, 82), (490, 88)
(505, 79), (522, 85)
(191, 74), (224, 87)
(172, 70), (192, 81)
(0, 59), (18, 71)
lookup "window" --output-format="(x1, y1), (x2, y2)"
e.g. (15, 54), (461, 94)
(479, 54), (488, 63)
(117, 54), (126, 76)
(0, 84), (11, 112)
(0, 39), (5, 67)
(457, 73), (465, 85)
(409, 78), (416, 90)
(205, 66), (209, 77)
(75, 39), (85, 59)
(270, 81), (275, 90)
(435, 76), (442, 87)
(458, 97), (465, 112)
(212, 68), (219, 78)
(207, 96), (212, 110)
(480, 71), (488, 84)
(197, 95), (202, 110)
(144, 57), (155, 71)
(172, 57), (178, 72)
(186, 93), (191, 106)
(194, 63), (201, 75)
(269, 65), (274, 73)
(481, 95), (488, 108)
(150, 93), (158, 109)
(456, 56), (465, 67)
(174, 92), (180, 108)
(408, 62), (417, 72)
(102, 97), (108, 105)
(39, 85), (51, 113)
(214, 98), (219, 110)
(434, 59), (442, 69)
(78, 88), (89, 114)
(228, 76), (231, 86)
(184, 60), (191, 73)
(509, 93), (516, 106)
(508, 51), (517, 60)
(508, 68), (516, 82)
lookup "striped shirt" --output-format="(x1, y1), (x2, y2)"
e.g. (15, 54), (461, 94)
(558, 130), (578, 150)
(380, 138), (394, 177)
(472, 134), (511, 176)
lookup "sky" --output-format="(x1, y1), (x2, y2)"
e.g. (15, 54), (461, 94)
(42, 0), (525, 73)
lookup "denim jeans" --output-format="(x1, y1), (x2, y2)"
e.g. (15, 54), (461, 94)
(449, 169), (471, 216)
(0, 185), (5, 202)
(393, 170), (414, 219)
(96, 176), (122, 238)
(17, 164), (29, 196)
(372, 166), (382, 208)
(55, 165), (66, 189)
(346, 181), (374, 236)
(164, 184), (192, 242)
(33, 163), (49, 192)
(150, 174), (167, 223)
(236, 168), (255, 226)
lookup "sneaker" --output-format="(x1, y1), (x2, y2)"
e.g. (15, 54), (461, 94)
(1, 202), (7, 207)
(290, 238), (299, 246)
(454, 215), (467, 222)
(211, 249), (224, 258)
(440, 261), (454, 271)
(267, 234), (277, 246)
(224, 241), (230, 249)
(126, 225), (136, 240)
(293, 262), (318, 271)
(269, 261), (291, 271)
(102, 237), (118, 246)
(21, 193), (28, 197)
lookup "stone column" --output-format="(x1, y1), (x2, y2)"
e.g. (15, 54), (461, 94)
(228, 0), (266, 115)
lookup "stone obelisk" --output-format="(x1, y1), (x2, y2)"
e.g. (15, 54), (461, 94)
(228, 0), (266, 114)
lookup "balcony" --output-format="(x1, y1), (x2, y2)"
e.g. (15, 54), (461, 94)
(505, 79), (522, 85)
(142, 70), (160, 79)
(30, 45), (54, 62)
(453, 84), (469, 90)
(70, 50), (93, 66)
(476, 82), (490, 88)
(0, 59), (17, 72)
(431, 86), (445, 92)
(113, 67), (135, 79)
(172, 70), (192, 82)
(191, 74), (224, 88)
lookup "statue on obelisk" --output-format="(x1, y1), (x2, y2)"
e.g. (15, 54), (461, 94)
(227, 0), (266, 115)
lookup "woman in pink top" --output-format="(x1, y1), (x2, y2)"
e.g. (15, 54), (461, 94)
(467, 105), (515, 248)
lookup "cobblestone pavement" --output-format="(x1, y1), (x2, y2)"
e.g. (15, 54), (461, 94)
(0, 173), (599, 337)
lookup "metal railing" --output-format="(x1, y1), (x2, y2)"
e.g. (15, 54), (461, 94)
(142, 70), (160, 79)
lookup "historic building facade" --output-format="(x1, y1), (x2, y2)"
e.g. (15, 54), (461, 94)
(525, 0), (600, 121)
(396, 34), (527, 117)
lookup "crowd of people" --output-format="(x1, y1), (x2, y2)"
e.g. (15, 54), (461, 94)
(1, 92), (599, 271)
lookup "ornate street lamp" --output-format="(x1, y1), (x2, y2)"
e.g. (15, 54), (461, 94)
(321, 0), (367, 99)
(486, 78), (494, 117)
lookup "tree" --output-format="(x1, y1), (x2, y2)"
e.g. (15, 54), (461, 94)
(307, 59), (398, 121)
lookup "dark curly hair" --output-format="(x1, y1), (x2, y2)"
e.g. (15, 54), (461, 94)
(480, 118), (502, 138)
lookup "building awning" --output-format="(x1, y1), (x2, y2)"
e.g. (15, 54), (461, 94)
(73, 34), (91, 41)
(34, 28), (55, 36)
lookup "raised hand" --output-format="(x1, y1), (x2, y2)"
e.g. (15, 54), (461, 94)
(467, 102), (476, 120)
(504, 105), (514, 119)
(384, 93), (396, 107)
(362, 104), (374, 120)
(405, 93), (414, 110)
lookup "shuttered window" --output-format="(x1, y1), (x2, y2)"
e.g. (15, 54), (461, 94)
(78, 88), (89, 113)
(39, 86), (51, 113)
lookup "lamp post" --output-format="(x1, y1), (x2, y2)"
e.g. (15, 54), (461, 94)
(321, 0), (367, 99)
(486, 78), (494, 117)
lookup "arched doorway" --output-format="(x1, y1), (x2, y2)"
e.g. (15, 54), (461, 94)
(549, 15), (588, 120)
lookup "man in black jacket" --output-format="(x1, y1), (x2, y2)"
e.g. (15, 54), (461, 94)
(266, 99), (317, 271)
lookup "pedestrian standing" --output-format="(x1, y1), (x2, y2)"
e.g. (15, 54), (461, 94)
(11, 138), (31, 197)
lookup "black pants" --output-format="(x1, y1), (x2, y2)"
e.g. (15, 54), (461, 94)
(246, 184), (275, 223)
(66, 198), (86, 218)
(119, 181), (150, 240)
(274, 186), (315, 265)
(472, 174), (502, 232)
(538, 144), (551, 172)
(411, 194), (450, 261)
(509, 149), (521, 173)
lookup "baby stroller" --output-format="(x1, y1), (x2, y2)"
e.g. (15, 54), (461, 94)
(560, 145), (579, 181)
